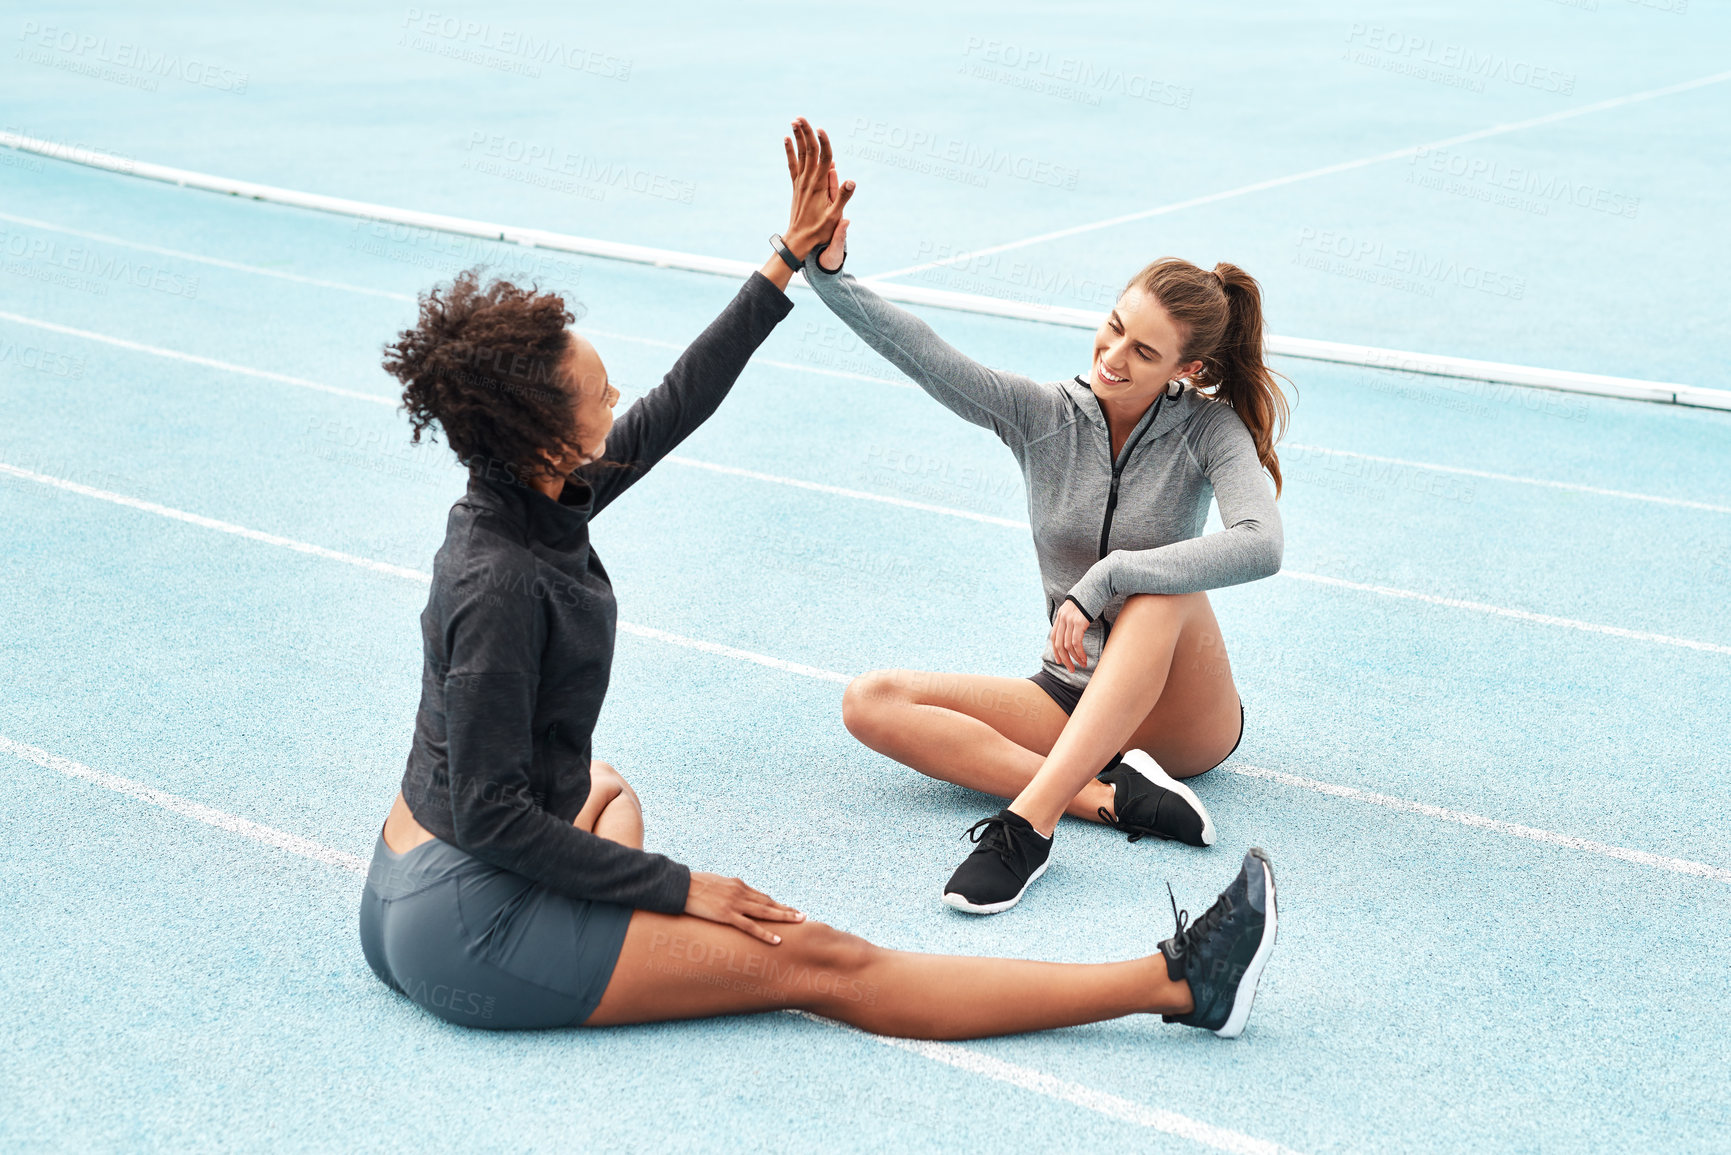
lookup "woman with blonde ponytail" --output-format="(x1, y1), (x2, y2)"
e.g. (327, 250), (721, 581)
(806, 217), (1289, 918)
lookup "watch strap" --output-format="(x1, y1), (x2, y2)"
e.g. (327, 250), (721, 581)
(769, 234), (802, 273)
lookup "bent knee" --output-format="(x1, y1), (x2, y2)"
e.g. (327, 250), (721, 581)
(789, 921), (877, 974)
(588, 761), (639, 806)
(841, 669), (907, 739)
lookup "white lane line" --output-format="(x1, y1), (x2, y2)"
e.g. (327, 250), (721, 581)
(1, 732), (1288, 1152)
(789, 1012), (1297, 1155)
(1231, 764), (1731, 884)
(755, 357), (912, 389)
(1281, 571), (1731, 656)
(5, 303), (1706, 515)
(2, 302), (1721, 658)
(0, 209), (419, 300)
(0, 310), (397, 405)
(0, 209), (912, 390)
(0, 461), (837, 683)
(4, 462), (1727, 887)
(0, 293), (910, 395)
(617, 621), (850, 685)
(0, 461), (429, 580)
(0, 735), (369, 873)
(0, 197), (902, 395)
(0, 205), (909, 392)
(5, 134), (1722, 409)
(585, 327), (913, 390)
(1285, 444), (1731, 515)
(656, 456), (1731, 657)
(662, 455), (1027, 528)
(1271, 339), (1728, 411)
(14, 392), (1722, 661)
(865, 69), (1731, 282)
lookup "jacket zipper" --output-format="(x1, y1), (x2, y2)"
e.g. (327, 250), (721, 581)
(1096, 390), (1167, 560)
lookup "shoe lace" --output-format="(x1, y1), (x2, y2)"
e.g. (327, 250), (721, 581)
(963, 815), (1029, 870)
(1096, 804), (1143, 842)
(1096, 781), (1168, 844)
(1164, 880), (1232, 962)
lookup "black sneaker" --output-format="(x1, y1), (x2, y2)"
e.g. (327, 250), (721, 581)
(1097, 749), (1216, 847)
(941, 810), (1051, 914)
(1159, 847), (1277, 1038)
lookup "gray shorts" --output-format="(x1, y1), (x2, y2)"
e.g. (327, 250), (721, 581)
(358, 832), (634, 1030)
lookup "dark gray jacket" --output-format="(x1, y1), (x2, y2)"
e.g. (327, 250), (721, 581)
(805, 254), (1282, 691)
(401, 272), (794, 910)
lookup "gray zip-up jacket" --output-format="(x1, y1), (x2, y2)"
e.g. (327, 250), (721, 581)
(805, 253), (1283, 691)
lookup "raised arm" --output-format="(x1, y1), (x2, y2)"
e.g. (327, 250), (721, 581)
(802, 252), (1065, 449)
(580, 272), (793, 513)
(1066, 406), (1284, 619)
(580, 118), (852, 513)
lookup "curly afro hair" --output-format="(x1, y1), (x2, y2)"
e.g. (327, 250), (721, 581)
(384, 269), (579, 481)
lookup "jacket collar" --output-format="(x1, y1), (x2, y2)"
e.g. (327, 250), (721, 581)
(1066, 375), (1201, 447)
(464, 468), (594, 551)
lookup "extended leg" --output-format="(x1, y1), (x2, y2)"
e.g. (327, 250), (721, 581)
(571, 761), (1177, 1035)
(585, 910), (1191, 1039)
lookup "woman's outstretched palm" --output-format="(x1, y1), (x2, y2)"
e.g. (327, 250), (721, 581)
(782, 117), (854, 261)
(818, 215), (849, 272)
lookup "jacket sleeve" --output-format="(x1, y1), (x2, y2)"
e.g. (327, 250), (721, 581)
(1066, 406), (1283, 617)
(437, 562), (691, 911)
(581, 270), (793, 514)
(802, 251), (1061, 449)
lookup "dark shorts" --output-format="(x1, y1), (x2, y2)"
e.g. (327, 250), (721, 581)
(358, 832), (634, 1030)
(1027, 668), (1247, 774)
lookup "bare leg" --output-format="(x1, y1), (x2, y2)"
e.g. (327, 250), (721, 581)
(1011, 593), (1242, 836)
(586, 910), (1192, 1039)
(842, 594), (1242, 830)
(841, 669), (1114, 819)
(581, 761), (1192, 1038)
(572, 760), (645, 848)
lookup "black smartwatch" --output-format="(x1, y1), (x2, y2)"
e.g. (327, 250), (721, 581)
(769, 234), (802, 273)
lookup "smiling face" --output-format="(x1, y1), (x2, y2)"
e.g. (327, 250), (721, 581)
(1091, 284), (1205, 406)
(558, 334), (620, 470)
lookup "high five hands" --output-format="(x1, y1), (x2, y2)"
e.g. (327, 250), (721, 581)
(684, 121), (861, 941)
(759, 118), (853, 289)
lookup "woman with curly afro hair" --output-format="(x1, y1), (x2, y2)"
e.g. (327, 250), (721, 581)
(359, 119), (1279, 1042)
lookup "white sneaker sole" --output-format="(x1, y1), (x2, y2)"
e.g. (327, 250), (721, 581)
(941, 858), (1049, 915)
(1120, 749), (1216, 846)
(1214, 854), (1278, 1039)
